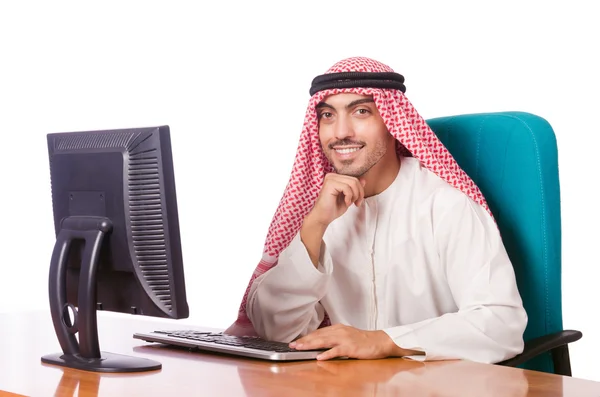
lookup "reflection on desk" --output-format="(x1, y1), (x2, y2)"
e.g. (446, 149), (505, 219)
(52, 369), (153, 396)
(238, 359), (530, 396)
(1, 311), (599, 397)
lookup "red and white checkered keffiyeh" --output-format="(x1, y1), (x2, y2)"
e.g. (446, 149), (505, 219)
(225, 57), (490, 336)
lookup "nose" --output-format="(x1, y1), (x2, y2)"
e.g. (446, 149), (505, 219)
(333, 114), (355, 141)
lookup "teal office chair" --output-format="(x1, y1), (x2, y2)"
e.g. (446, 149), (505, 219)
(426, 111), (582, 376)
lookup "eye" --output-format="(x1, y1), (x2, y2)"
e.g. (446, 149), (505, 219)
(318, 111), (333, 120)
(354, 108), (371, 116)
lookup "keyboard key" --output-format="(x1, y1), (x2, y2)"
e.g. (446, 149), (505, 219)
(154, 330), (324, 352)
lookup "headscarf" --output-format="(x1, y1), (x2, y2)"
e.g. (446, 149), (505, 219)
(225, 57), (490, 336)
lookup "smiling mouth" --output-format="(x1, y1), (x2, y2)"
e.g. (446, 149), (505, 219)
(333, 146), (364, 154)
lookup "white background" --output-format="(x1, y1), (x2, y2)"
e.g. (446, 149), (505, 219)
(1, 0), (598, 381)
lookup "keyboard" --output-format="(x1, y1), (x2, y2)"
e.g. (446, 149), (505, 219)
(133, 329), (326, 361)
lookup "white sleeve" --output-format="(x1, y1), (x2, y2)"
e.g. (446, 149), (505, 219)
(383, 192), (528, 364)
(246, 232), (333, 342)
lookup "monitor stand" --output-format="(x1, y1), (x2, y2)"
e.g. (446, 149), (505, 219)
(41, 216), (162, 373)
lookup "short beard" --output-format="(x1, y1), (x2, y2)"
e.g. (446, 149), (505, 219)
(326, 138), (388, 177)
(334, 161), (371, 177)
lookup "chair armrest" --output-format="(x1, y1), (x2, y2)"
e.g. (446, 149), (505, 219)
(497, 329), (582, 368)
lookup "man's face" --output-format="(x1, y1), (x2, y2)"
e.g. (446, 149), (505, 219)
(317, 93), (394, 177)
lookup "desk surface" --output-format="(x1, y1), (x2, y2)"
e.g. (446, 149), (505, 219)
(0, 311), (598, 397)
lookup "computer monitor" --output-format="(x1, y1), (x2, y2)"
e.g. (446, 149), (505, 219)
(42, 125), (189, 373)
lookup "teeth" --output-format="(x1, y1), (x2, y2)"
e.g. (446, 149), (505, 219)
(335, 147), (361, 154)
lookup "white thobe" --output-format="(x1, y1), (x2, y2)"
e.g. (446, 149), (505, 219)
(246, 157), (528, 363)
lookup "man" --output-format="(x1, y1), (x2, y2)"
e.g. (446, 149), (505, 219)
(225, 57), (528, 363)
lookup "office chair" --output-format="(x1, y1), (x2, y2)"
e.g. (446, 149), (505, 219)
(426, 111), (582, 376)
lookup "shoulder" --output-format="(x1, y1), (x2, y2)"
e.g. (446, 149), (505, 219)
(401, 156), (492, 229)
(401, 156), (468, 211)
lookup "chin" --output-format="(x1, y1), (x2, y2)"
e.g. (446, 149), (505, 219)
(335, 166), (367, 178)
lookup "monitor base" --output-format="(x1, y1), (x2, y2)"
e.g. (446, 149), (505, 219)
(41, 351), (161, 373)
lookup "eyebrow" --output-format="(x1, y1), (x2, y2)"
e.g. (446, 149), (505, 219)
(316, 98), (375, 110)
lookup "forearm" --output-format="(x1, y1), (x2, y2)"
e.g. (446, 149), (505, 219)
(246, 233), (332, 342)
(383, 305), (527, 363)
(300, 213), (328, 268)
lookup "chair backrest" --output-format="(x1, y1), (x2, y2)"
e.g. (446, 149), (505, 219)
(426, 111), (562, 373)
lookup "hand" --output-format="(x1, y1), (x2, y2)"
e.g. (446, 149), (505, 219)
(300, 174), (366, 267)
(308, 173), (366, 227)
(289, 324), (399, 361)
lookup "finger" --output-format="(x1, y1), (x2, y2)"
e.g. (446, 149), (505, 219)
(294, 324), (343, 343)
(290, 329), (339, 350)
(327, 175), (359, 199)
(353, 178), (365, 206)
(349, 180), (362, 206)
(324, 179), (348, 201)
(291, 328), (328, 346)
(293, 335), (337, 350)
(316, 346), (345, 361)
(332, 183), (356, 208)
(289, 334), (316, 348)
(338, 178), (361, 205)
(331, 174), (359, 184)
(343, 184), (356, 207)
(333, 175), (364, 207)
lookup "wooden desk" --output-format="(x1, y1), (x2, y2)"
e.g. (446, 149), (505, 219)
(0, 311), (598, 396)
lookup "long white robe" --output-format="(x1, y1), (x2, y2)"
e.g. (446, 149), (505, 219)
(246, 157), (527, 363)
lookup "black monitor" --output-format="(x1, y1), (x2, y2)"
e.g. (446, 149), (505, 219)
(42, 125), (189, 373)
